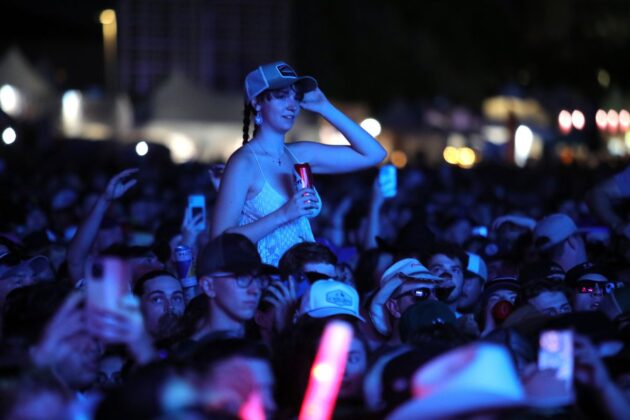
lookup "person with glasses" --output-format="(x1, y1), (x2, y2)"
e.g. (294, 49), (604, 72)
(369, 258), (444, 346)
(194, 233), (276, 340)
(566, 262), (613, 312)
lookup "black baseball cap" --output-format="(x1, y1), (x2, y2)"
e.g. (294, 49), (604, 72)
(196, 233), (277, 277)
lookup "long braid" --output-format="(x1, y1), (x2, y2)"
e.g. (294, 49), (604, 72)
(242, 101), (252, 144)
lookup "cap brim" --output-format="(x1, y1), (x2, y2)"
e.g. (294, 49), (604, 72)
(388, 390), (529, 420)
(305, 307), (365, 322)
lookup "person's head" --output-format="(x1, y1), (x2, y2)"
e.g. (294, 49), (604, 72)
(298, 280), (364, 322)
(521, 279), (572, 317)
(242, 62), (317, 143)
(457, 252), (488, 313)
(424, 244), (467, 305)
(533, 213), (587, 270)
(197, 234), (272, 329)
(566, 262), (611, 312)
(278, 241), (338, 280)
(133, 270), (185, 338)
(480, 277), (520, 329)
(369, 258), (442, 337)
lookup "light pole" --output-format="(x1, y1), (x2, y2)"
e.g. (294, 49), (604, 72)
(100, 9), (118, 94)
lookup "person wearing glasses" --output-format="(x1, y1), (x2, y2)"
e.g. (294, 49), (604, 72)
(194, 233), (275, 340)
(566, 262), (613, 312)
(368, 258), (444, 346)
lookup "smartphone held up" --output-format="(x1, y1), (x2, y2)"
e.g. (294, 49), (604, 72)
(187, 194), (206, 231)
(85, 256), (132, 337)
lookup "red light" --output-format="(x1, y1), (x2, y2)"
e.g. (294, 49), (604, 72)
(595, 109), (608, 130)
(558, 110), (572, 135)
(299, 321), (353, 420)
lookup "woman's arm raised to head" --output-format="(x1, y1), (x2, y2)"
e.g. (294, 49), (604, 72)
(290, 88), (387, 174)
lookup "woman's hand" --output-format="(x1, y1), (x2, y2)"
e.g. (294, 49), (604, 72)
(281, 188), (320, 222)
(102, 168), (139, 202)
(299, 88), (332, 114)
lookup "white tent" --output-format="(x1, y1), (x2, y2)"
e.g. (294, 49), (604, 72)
(0, 46), (56, 119)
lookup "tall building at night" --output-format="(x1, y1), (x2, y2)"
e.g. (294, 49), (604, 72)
(117, 0), (292, 98)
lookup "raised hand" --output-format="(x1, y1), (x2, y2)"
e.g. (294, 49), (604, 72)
(262, 277), (298, 333)
(208, 163), (225, 192)
(103, 168), (139, 201)
(31, 292), (87, 368)
(299, 88), (331, 114)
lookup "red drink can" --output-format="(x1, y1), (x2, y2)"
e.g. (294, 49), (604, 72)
(295, 163), (313, 189)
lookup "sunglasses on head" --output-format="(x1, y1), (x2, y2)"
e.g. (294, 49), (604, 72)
(575, 280), (612, 295)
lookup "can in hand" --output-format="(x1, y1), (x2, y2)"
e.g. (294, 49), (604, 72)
(295, 163), (314, 189)
(173, 245), (193, 280)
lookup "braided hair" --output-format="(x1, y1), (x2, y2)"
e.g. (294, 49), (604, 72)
(242, 101), (259, 145)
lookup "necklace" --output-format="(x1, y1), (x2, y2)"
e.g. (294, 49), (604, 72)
(255, 142), (283, 166)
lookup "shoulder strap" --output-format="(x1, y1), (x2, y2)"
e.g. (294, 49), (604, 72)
(246, 143), (269, 184)
(284, 145), (302, 164)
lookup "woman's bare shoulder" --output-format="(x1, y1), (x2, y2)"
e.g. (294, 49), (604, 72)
(225, 144), (255, 171)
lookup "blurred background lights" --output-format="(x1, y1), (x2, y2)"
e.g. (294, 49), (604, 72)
(514, 125), (534, 168)
(135, 140), (149, 156)
(167, 133), (197, 163)
(597, 68), (611, 88)
(0, 85), (23, 117)
(390, 150), (408, 168)
(457, 147), (476, 168)
(99, 9), (116, 25)
(571, 110), (585, 130)
(62, 90), (83, 136)
(607, 109), (619, 133)
(443, 146), (459, 165)
(558, 110), (572, 134)
(596, 109), (608, 130)
(2, 127), (16, 145)
(360, 118), (381, 137)
(619, 109), (630, 131)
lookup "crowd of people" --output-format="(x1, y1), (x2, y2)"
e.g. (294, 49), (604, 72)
(2, 62), (630, 419)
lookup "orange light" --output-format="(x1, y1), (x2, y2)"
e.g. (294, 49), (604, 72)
(390, 150), (408, 168)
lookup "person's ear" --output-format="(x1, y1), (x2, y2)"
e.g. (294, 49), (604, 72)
(385, 298), (402, 318)
(200, 276), (216, 298)
(251, 98), (261, 111)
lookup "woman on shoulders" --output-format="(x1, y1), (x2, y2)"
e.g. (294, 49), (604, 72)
(211, 61), (386, 266)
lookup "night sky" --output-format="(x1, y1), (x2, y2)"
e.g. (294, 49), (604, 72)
(2, 0), (629, 110)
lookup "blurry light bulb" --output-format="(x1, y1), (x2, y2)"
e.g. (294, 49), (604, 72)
(608, 110), (619, 134)
(100, 9), (116, 25)
(558, 110), (572, 134)
(457, 147), (476, 168)
(514, 125), (534, 168)
(443, 146), (459, 165)
(2, 127), (16, 145)
(135, 141), (149, 156)
(571, 110), (585, 130)
(595, 109), (608, 130)
(619, 110), (630, 132)
(0, 85), (22, 117)
(597, 69), (611, 88)
(360, 118), (382, 137)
